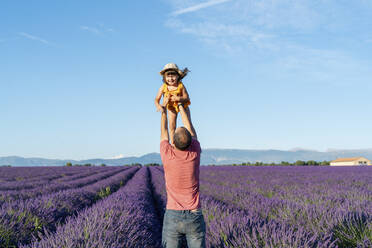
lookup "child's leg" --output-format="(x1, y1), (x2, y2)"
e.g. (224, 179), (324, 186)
(167, 108), (177, 145)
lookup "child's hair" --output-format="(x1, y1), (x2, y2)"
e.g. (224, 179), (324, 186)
(162, 68), (190, 84)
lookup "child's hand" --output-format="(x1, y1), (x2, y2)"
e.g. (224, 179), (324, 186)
(156, 105), (165, 113)
(170, 95), (181, 102)
(163, 95), (170, 106)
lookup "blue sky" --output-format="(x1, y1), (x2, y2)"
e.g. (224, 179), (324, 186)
(1, 0), (372, 160)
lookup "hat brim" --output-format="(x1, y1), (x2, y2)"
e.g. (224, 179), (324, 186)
(159, 68), (183, 77)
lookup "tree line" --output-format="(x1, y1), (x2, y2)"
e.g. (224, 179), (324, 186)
(65, 161), (331, 167)
(64, 162), (160, 167)
(230, 160), (331, 166)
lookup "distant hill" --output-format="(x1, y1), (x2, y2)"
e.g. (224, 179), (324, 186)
(1, 148), (372, 166)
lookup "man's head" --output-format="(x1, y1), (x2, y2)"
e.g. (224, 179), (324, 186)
(173, 127), (192, 151)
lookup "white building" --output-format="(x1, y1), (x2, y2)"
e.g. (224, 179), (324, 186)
(330, 157), (372, 166)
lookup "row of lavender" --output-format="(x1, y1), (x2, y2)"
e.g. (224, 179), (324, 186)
(22, 167), (163, 248)
(0, 166), (95, 182)
(151, 166), (371, 247)
(0, 166), (139, 247)
(1, 166), (371, 247)
(149, 167), (324, 247)
(0, 167), (126, 204)
(0, 167), (114, 191)
(199, 166), (372, 247)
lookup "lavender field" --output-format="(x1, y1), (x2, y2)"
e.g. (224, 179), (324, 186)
(0, 166), (371, 248)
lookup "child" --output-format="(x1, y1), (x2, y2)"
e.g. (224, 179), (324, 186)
(155, 63), (191, 145)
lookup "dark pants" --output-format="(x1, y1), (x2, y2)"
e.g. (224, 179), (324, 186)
(162, 209), (206, 248)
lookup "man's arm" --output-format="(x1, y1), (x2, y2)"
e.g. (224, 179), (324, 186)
(160, 105), (169, 142)
(178, 104), (197, 140)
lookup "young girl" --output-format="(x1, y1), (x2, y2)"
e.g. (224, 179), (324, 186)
(155, 63), (191, 145)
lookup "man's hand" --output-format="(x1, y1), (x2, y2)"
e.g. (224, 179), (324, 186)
(156, 95), (169, 113)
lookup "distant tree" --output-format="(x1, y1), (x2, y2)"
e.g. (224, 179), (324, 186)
(130, 163), (142, 167)
(306, 160), (319, 166)
(321, 160), (330, 166)
(100, 163), (107, 167)
(66, 162), (72, 167)
(281, 161), (290, 165)
(84, 163), (92, 167)
(144, 163), (160, 166)
(295, 160), (306, 166)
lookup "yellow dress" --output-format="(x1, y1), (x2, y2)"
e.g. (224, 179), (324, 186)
(162, 82), (191, 112)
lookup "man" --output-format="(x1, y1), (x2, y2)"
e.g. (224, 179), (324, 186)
(159, 95), (206, 248)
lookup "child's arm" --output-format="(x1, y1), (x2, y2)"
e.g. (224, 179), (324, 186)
(155, 85), (165, 112)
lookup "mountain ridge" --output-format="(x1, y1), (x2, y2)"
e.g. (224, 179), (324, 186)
(2, 148), (372, 166)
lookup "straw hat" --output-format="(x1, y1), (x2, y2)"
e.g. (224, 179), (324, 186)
(159, 63), (184, 77)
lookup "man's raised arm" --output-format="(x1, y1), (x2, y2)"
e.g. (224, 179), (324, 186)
(178, 104), (197, 140)
(160, 110), (169, 141)
(160, 100), (169, 142)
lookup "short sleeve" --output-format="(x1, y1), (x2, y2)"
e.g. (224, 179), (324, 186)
(160, 140), (171, 160)
(161, 83), (167, 93)
(191, 138), (201, 154)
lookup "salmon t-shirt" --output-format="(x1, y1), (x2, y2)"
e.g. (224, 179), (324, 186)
(160, 138), (201, 210)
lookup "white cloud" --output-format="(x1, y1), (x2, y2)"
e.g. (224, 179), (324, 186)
(18, 32), (50, 45)
(80, 24), (117, 35)
(80, 26), (101, 35)
(171, 0), (232, 16)
(265, 45), (372, 86)
(166, 19), (264, 38)
(166, 0), (324, 31)
(165, 18), (275, 53)
(236, 0), (323, 31)
(165, 0), (372, 54)
(163, 0), (372, 83)
(165, 0), (317, 52)
(290, 147), (319, 152)
(98, 23), (117, 33)
(110, 154), (125, 159)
